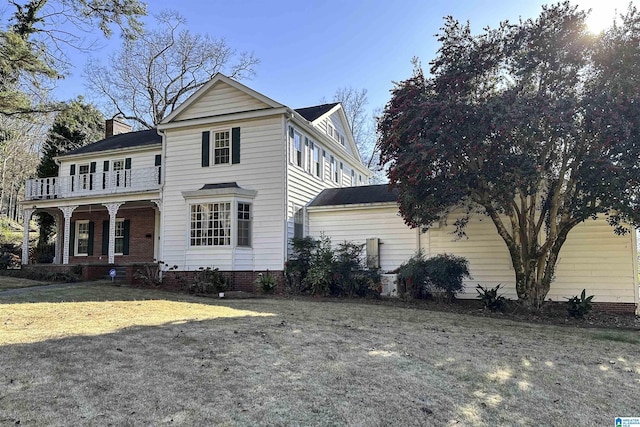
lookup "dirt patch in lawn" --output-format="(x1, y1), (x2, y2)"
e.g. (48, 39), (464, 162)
(0, 284), (638, 426)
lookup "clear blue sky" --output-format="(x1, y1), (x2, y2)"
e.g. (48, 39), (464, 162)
(53, 0), (630, 116)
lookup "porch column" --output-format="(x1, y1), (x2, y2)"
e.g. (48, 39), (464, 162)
(103, 202), (124, 264)
(60, 205), (78, 265)
(53, 211), (63, 264)
(21, 208), (35, 265)
(151, 199), (162, 262)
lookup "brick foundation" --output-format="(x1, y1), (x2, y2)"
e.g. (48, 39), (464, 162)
(158, 269), (285, 293)
(591, 302), (637, 314)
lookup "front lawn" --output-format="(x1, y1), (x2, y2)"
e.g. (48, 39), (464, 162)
(0, 276), (47, 291)
(0, 285), (637, 426)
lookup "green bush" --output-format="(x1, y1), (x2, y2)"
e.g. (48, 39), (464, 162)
(476, 284), (508, 312)
(333, 241), (380, 297)
(397, 252), (470, 301)
(284, 236), (318, 293)
(186, 267), (230, 294)
(566, 289), (594, 318)
(396, 251), (431, 299)
(255, 270), (278, 294)
(0, 243), (19, 270)
(304, 235), (334, 296)
(285, 235), (382, 298)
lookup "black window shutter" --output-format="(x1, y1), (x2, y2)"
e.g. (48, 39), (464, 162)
(69, 221), (75, 256)
(101, 221), (109, 255)
(231, 127), (240, 164)
(201, 131), (210, 167)
(155, 154), (162, 184)
(123, 220), (130, 255)
(70, 164), (76, 175)
(89, 162), (96, 190)
(124, 158), (132, 169)
(102, 161), (109, 189)
(289, 126), (294, 138)
(87, 221), (94, 256)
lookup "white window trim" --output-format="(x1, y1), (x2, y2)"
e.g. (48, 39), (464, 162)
(291, 129), (304, 168)
(75, 220), (90, 256)
(78, 163), (90, 190)
(183, 189), (257, 249)
(236, 201), (252, 248)
(212, 128), (231, 166)
(114, 218), (125, 256)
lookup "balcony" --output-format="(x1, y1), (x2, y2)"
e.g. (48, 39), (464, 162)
(25, 166), (161, 201)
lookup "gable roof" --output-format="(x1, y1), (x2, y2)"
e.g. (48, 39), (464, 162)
(59, 129), (161, 156)
(308, 184), (398, 207)
(160, 73), (284, 124)
(295, 103), (339, 122)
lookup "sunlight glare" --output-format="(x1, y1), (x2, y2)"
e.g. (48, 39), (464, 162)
(574, 0), (627, 33)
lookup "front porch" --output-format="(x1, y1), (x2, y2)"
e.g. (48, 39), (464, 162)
(21, 199), (161, 266)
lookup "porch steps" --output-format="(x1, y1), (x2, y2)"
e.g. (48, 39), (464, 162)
(105, 266), (127, 283)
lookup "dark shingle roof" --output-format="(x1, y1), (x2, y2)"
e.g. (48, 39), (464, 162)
(295, 103), (339, 122)
(60, 129), (161, 156)
(308, 184), (398, 207)
(200, 182), (240, 190)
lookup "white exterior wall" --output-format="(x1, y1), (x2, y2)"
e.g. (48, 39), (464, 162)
(308, 205), (419, 272)
(57, 147), (161, 177)
(427, 213), (637, 303)
(161, 116), (285, 271)
(174, 81), (271, 121)
(286, 123), (367, 247)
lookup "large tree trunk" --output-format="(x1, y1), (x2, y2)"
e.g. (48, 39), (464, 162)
(484, 201), (575, 310)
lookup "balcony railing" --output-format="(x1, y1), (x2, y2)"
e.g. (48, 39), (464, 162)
(25, 166), (161, 200)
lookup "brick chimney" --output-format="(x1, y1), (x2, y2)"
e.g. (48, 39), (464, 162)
(105, 117), (131, 138)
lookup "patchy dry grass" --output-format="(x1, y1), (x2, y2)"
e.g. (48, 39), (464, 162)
(0, 285), (638, 426)
(0, 276), (47, 291)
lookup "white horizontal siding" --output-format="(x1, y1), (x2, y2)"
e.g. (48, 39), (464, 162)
(162, 116), (285, 271)
(308, 206), (418, 272)
(174, 81), (270, 122)
(285, 122), (369, 249)
(58, 148), (160, 177)
(551, 219), (635, 303)
(427, 213), (636, 303)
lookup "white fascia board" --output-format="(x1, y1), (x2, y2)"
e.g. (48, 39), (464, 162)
(161, 73), (284, 124)
(312, 104), (363, 164)
(306, 201), (399, 212)
(158, 107), (289, 131)
(288, 110), (370, 175)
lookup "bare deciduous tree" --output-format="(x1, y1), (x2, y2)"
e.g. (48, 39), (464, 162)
(85, 10), (259, 129)
(330, 87), (386, 182)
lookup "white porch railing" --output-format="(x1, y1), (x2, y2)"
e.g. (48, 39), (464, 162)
(25, 166), (161, 200)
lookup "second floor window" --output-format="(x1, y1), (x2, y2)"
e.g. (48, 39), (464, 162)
(313, 145), (321, 178)
(293, 131), (302, 167)
(79, 164), (90, 190)
(214, 131), (230, 164)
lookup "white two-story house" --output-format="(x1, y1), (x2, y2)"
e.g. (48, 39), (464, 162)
(22, 73), (370, 286)
(20, 73), (638, 312)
